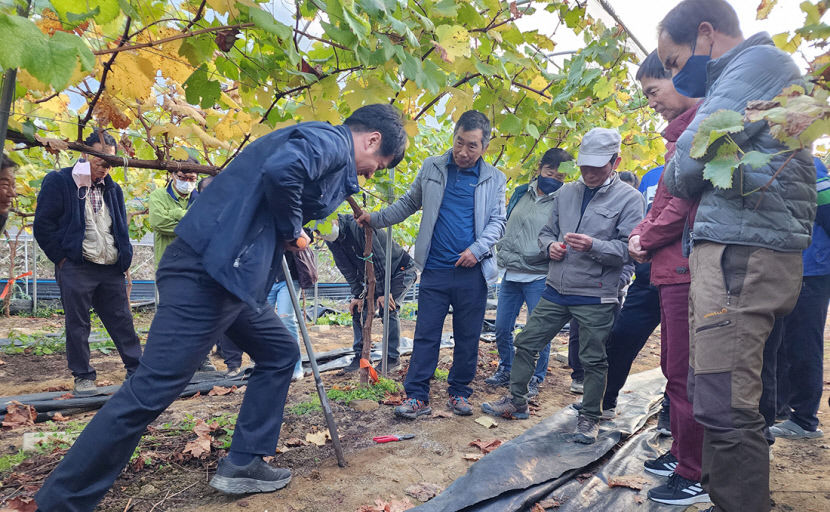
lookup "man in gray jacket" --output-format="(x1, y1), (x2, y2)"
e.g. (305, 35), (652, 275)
(357, 110), (506, 419)
(481, 128), (644, 444)
(486, 148), (573, 396)
(658, 1), (816, 511)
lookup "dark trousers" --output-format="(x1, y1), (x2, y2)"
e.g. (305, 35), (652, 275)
(36, 239), (299, 512)
(775, 274), (830, 431)
(218, 335), (244, 368)
(660, 283), (704, 482)
(759, 318), (784, 443)
(56, 260), (142, 380)
(352, 266), (417, 361)
(404, 267), (487, 402)
(688, 243), (801, 512)
(569, 283), (658, 395)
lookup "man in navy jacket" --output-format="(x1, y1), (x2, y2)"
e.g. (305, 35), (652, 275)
(33, 130), (141, 396)
(35, 104), (407, 512)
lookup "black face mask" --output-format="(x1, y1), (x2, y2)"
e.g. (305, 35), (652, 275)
(537, 177), (563, 194)
(0, 213), (7, 233)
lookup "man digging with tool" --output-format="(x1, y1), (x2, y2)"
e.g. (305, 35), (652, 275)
(34, 104), (407, 512)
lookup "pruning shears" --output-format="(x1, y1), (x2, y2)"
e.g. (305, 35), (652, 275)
(373, 433), (415, 443)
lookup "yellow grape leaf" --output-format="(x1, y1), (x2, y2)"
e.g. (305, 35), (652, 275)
(191, 124), (231, 149)
(249, 123), (273, 139)
(404, 119), (419, 138)
(593, 76), (615, 100)
(756, 0), (778, 19)
(163, 98), (207, 125)
(214, 111), (256, 140)
(220, 91), (244, 110)
(170, 147), (190, 160)
(435, 25), (471, 63)
(17, 70), (52, 93)
(108, 52), (157, 101)
(772, 32), (801, 54)
(503, 165), (524, 181)
(529, 75), (551, 104)
(153, 30), (194, 84)
(445, 87), (474, 121)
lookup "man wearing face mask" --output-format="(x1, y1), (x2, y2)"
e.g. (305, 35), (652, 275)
(148, 163), (199, 268)
(322, 214), (416, 373)
(33, 130), (142, 396)
(485, 148), (573, 396)
(657, 1), (816, 511)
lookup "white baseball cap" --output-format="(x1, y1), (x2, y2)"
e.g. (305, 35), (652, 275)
(576, 128), (622, 167)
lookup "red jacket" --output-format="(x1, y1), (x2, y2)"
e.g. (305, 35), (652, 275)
(631, 104), (700, 286)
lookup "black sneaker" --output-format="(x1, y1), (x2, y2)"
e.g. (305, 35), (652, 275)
(647, 473), (709, 505)
(644, 451), (678, 477)
(209, 457), (292, 494)
(448, 395), (473, 416)
(484, 367), (510, 387)
(481, 396), (529, 419)
(374, 357), (400, 373)
(573, 415), (599, 444)
(656, 404), (671, 436)
(198, 357), (217, 372)
(571, 401), (616, 420)
(527, 376), (541, 398)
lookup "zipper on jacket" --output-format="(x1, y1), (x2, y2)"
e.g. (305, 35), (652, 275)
(695, 319), (731, 333)
(233, 227), (264, 268)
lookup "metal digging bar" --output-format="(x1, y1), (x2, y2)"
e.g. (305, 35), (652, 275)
(281, 255), (347, 467)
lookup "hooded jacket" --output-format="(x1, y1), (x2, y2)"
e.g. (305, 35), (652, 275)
(664, 33), (816, 251)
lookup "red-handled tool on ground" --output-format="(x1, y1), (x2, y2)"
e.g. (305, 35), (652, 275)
(373, 434), (415, 443)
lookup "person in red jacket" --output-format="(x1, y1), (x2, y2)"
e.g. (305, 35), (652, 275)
(628, 51), (706, 506)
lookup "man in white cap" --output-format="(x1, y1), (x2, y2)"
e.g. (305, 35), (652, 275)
(482, 128), (645, 444)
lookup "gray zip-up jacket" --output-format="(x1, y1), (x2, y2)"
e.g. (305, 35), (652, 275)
(370, 150), (507, 284)
(664, 32), (816, 252)
(538, 174), (645, 301)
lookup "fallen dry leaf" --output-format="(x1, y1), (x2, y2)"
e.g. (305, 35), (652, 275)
(96, 380), (114, 387)
(0, 358), (5, 365)
(0, 495), (38, 512)
(633, 495), (645, 504)
(538, 498), (562, 509)
(34, 134), (69, 155)
(382, 392), (403, 406)
(51, 412), (69, 422)
(475, 416), (498, 429)
(183, 436), (211, 458)
(462, 453), (483, 461)
(2, 401), (37, 429)
(404, 482), (442, 502)
(432, 410), (453, 419)
(531, 504), (545, 512)
(188, 391), (202, 400)
(284, 437), (308, 447)
(305, 430), (331, 447)
(208, 385), (236, 396)
(607, 475), (650, 490)
(44, 386), (68, 392)
(55, 393), (75, 401)
(469, 439), (502, 454)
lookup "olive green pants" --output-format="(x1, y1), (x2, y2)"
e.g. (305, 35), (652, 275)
(509, 297), (616, 419)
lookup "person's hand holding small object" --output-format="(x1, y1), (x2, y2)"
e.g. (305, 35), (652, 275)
(564, 232), (593, 252)
(548, 242), (566, 261)
(286, 230), (311, 252)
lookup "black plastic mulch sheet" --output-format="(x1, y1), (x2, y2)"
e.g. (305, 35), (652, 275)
(554, 429), (675, 511)
(0, 369), (252, 423)
(411, 368), (667, 512)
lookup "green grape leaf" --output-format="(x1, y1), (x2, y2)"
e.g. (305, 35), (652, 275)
(25, 31), (95, 90)
(526, 122), (540, 139)
(51, 0), (120, 25)
(703, 142), (740, 189)
(0, 14), (47, 70)
(691, 109), (744, 158)
(739, 151), (773, 170)
(184, 65), (222, 108)
(248, 7), (293, 40)
(501, 114), (523, 135)
(558, 160), (579, 176)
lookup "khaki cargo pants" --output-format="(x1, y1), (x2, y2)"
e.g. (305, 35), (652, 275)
(688, 242), (801, 512)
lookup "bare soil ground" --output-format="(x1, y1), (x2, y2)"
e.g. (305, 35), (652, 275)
(0, 311), (827, 512)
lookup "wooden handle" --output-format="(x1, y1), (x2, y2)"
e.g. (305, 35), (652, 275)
(346, 196), (363, 217)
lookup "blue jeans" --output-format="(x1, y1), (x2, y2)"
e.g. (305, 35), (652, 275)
(404, 267), (488, 402)
(775, 274), (830, 431)
(36, 238), (299, 512)
(494, 278), (549, 381)
(267, 280), (303, 375)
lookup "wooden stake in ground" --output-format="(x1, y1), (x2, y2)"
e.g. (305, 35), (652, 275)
(346, 196), (375, 385)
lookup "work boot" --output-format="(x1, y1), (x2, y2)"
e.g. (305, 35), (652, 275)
(394, 398), (432, 419)
(484, 366), (511, 387)
(374, 357), (400, 373)
(209, 457), (291, 494)
(571, 401), (616, 420)
(198, 357), (217, 372)
(73, 377), (96, 396)
(448, 395), (473, 416)
(481, 396), (529, 419)
(569, 378), (584, 394)
(225, 366), (243, 379)
(573, 415), (599, 444)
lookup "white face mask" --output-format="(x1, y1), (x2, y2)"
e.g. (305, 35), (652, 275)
(72, 159), (92, 190)
(174, 179), (196, 195)
(321, 222), (340, 242)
